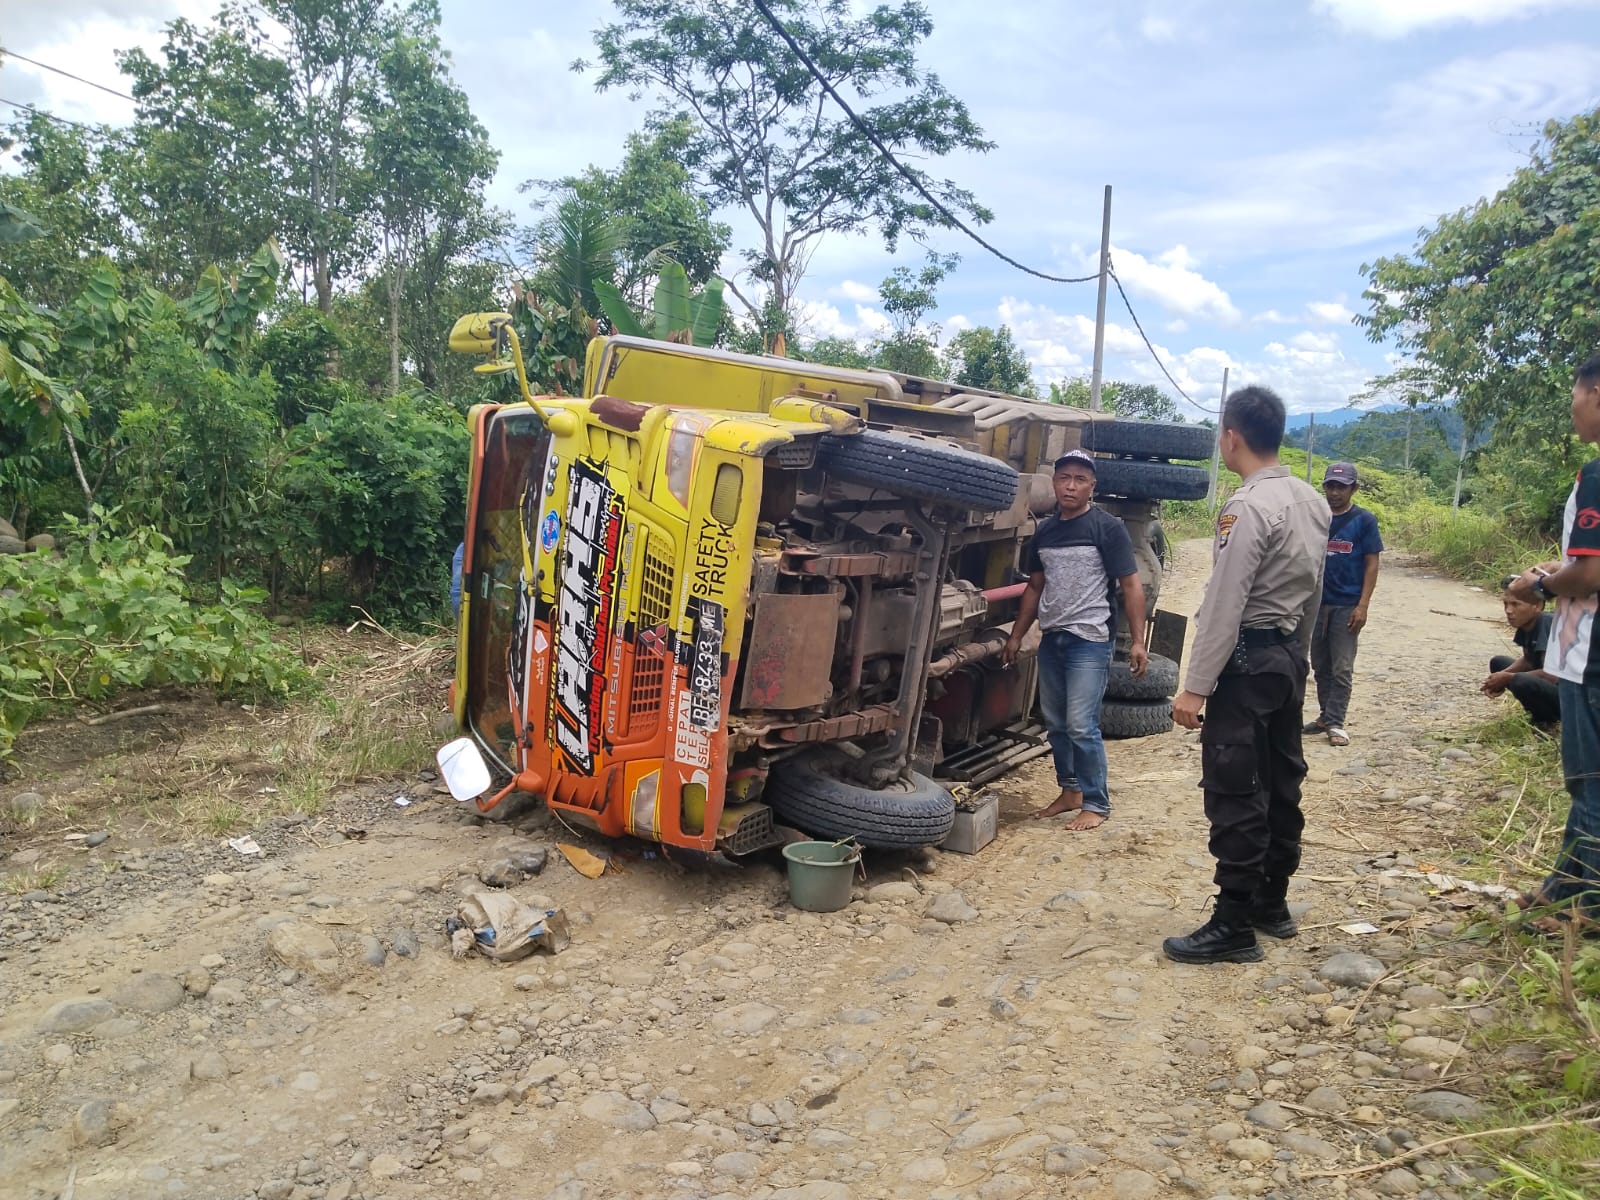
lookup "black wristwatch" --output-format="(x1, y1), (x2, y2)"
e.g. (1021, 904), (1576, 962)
(1535, 574), (1555, 600)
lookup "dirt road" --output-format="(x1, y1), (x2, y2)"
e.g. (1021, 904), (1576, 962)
(0, 542), (1529, 1200)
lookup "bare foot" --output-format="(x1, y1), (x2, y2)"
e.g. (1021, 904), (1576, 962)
(1033, 790), (1084, 820)
(1065, 810), (1107, 831)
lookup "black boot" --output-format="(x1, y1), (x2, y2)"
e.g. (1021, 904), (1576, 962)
(1252, 878), (1298, 939)
(1162, 896), (1263, 964)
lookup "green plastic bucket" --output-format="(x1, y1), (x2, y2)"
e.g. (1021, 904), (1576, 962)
(782, 840), (861, 913)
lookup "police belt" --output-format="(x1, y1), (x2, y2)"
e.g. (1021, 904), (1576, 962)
(1237, 626), (1296, 648)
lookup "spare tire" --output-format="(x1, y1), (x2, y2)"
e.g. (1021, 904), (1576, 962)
(768, 753), (956, 849)
(1105, 653), (1178, 702)
(1082, 419), (1213, 461)
(1100, 698), (1174, 739)
(820, 428), (1019, 512)
(1094, 458), (1209, 501)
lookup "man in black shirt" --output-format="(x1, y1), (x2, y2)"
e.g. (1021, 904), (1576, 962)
(1484, 575), (1559, 726)
(1003, 450), (1147, 830)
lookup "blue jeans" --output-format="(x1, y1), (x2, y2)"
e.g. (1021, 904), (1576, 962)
(1037, 630), (1114, 814)
(1546, 680), (1600, 919)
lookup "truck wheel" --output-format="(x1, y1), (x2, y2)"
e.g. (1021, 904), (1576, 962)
(1081, 419), (1213, 461)
(1093, 458), (1209, 502)
(1105, 653), (1178, 702)
(1100, 698), (1174, 739)
(820, 428), (1020, 512)
(767, 754), (957, 849)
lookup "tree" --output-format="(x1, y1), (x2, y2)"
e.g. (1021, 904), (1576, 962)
(0, 112), (126, 306)
(586, 0), (993, 338)
(116, 15), (291, 287)
(1359, 106), (1600, 474)
(944, 325), (1036, 397)
(365, 7), (501, 391)
(872, 251), (956, 377)
(545, 117), (731, 310)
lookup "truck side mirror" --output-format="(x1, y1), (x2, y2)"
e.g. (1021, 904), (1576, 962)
(447, 311), (516, 357)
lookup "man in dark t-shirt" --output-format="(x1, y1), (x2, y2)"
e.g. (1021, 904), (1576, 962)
(1305, 463), (1382, 747)
(1484, 576), (1559, 725)
(1002, 450), (1146, 830)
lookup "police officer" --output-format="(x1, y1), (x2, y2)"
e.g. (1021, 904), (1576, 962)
(1165, 387), (1332, 964)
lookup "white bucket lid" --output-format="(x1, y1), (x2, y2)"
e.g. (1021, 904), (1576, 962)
(436, 737), (491, 801)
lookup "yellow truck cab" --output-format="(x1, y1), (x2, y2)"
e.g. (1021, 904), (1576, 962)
(447, 314), (1208, 856)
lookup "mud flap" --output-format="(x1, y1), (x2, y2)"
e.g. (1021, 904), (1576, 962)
(912, 714), (943, 778)
(1150, 609), (1188, 675)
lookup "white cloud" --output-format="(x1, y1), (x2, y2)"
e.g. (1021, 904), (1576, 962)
(1109, 244), (1241, 323)
(1311, 0), (1599, 37)
(1253, 310), (1294, 325)
(1287, 330), (1340, 353)
(1139, 14), (1179, 41)
(946, 314), (973, 333)
(996, 297), (1378, 413)
(1165, 319), (1189, 334)
(835, 280), (877, 304)
(791, 299), (889, 342)
(1307, 300), (1357, 325)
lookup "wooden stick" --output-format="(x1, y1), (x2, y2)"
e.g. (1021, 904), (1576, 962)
(1304, 1112), (1600, 1178)
(80, 704), (168, 727)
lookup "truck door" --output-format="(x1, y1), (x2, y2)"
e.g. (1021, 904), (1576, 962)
(462, 407), (551, 771)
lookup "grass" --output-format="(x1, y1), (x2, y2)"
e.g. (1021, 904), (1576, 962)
(3, 865), (67, 895)
(1430, 711), (1600, 1197)
(1, 626), (452, 842)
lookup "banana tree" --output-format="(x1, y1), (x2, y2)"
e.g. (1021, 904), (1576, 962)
(592, 261), (724, 346)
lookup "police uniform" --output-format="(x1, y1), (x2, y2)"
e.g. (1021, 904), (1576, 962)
(1169, 465), (1330, 960)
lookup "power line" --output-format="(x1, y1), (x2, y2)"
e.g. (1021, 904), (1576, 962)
(747, 0), (1100, 286)
(0, 48), (137, 103)
(1107, 263), (1217, 415)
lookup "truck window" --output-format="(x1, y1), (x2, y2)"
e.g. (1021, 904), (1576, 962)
(464, 408), (550, 770)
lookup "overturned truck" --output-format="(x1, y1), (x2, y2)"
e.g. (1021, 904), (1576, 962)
(446, 316), (1211, 856)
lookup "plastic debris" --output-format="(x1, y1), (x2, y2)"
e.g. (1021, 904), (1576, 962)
(227, 835), (262, 856)
(447, 891), (570, 962)
(393, 795), (414, 808)
(1338, 921), (1381, 935)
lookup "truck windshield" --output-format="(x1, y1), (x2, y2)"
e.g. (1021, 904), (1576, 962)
(464, 407), (550, 770)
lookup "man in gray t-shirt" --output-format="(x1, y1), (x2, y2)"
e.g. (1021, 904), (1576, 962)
(1003, 450), (1147, 830)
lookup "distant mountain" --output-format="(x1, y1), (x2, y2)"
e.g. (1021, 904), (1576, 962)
(1285, 404), (1401, 431)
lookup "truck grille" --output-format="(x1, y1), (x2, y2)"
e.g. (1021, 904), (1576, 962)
(773, 436), (818, 469)
(629, 529), (675, 736)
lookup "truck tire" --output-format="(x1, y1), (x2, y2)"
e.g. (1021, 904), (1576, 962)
(1100, 698), (1174, 739)
(1105, 653), (1178, 702)
(820, 429), (1020, 512)
(1094, 458), (1209, 502)
(1081, 419), (1214, 461)
(768, 754), (956, 849)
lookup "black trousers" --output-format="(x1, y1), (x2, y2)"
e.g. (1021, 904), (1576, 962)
(1490, 655), (1562, 725)
(1201, 643), (1309, 897)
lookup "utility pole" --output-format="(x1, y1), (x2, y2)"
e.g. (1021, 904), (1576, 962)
(1088, 185), (1112, 412)
(1207, 367), (1229, 512)
(1453, 413), (1469, 512)
(1305, 413), (1316, 483)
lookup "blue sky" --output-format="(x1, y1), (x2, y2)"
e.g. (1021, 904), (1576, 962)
(6, 0), (1600, 413)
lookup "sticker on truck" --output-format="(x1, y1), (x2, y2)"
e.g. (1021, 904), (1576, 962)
(550, 459), (624, 774)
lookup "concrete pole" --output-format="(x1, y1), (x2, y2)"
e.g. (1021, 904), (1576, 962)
(1088, 185), (1112, 413)
(1207, 367), (1229, 512)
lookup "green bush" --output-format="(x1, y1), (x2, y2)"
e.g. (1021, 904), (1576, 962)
(282, 394), (468, 624)
(0, 524), (306, 759)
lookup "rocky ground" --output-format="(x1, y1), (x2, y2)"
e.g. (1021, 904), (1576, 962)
(0, 541), (1547, 1200)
